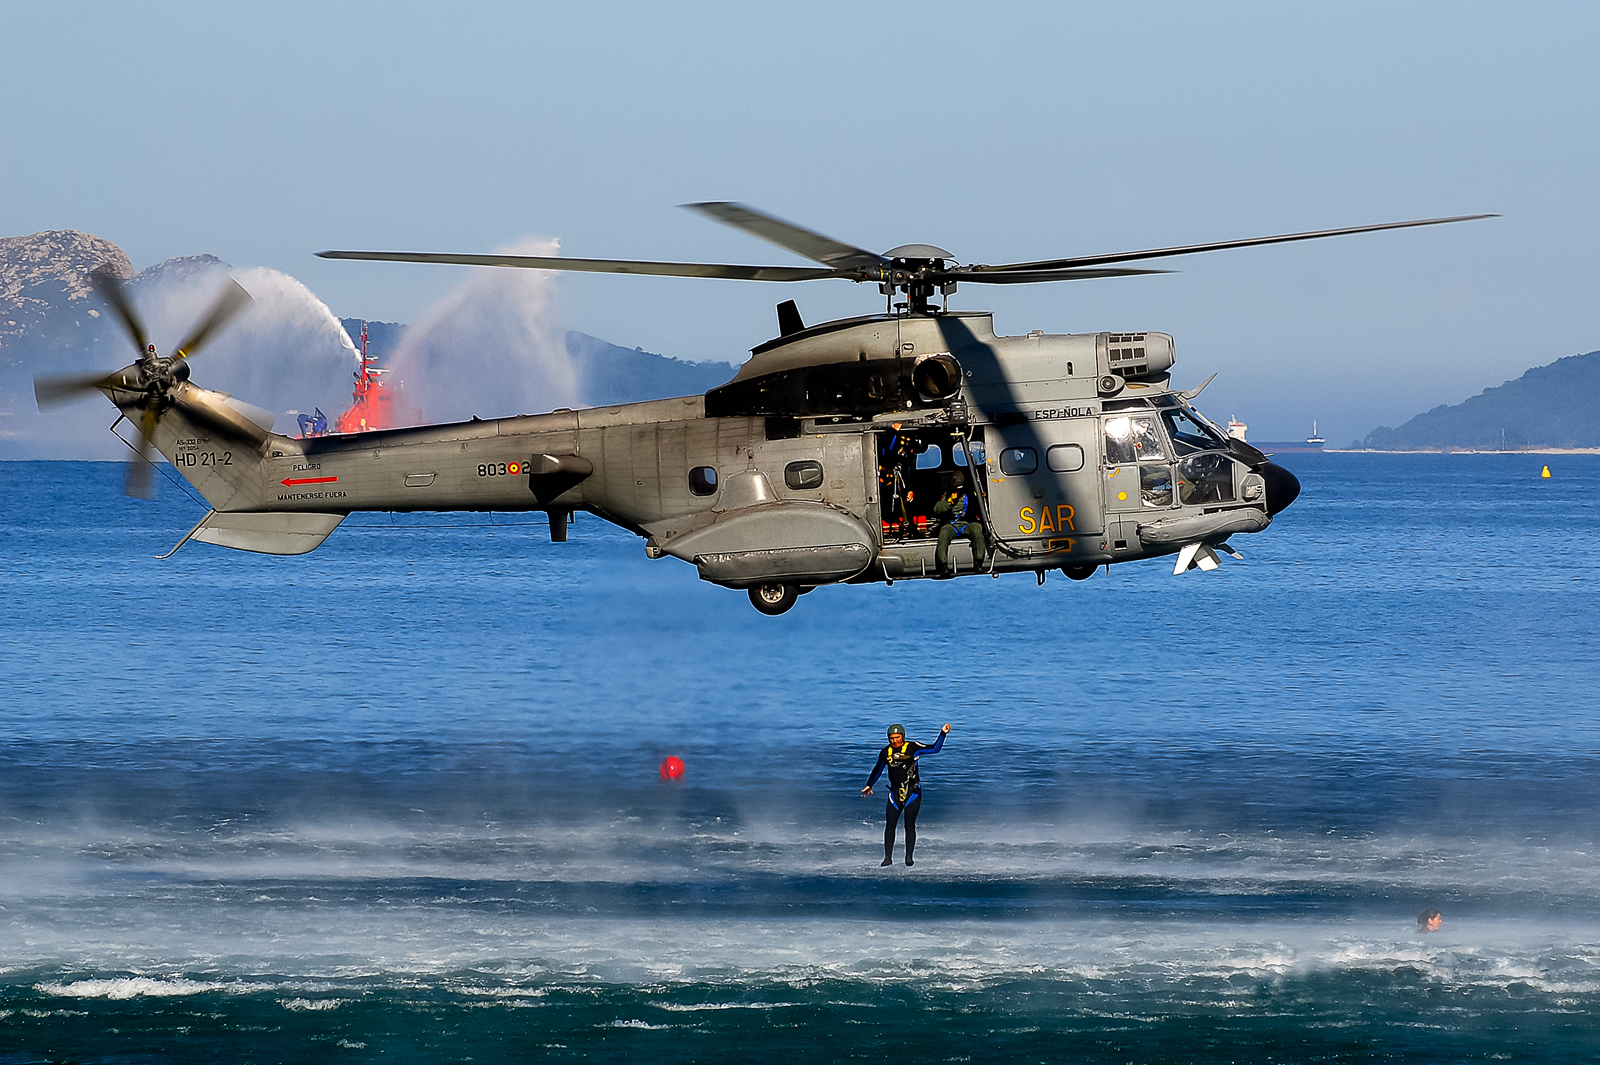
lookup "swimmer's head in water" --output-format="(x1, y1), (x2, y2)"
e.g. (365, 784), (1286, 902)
(1418, 908), (1442, 932)
(887, 724), (905, 740)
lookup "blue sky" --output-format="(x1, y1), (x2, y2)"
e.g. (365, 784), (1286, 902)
(3, 1), (1595, 442)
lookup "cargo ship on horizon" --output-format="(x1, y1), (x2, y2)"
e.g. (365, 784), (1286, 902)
(1234, 419), (1327, 454)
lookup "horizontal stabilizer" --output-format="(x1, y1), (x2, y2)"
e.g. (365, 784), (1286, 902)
(186, 511), (347, 556)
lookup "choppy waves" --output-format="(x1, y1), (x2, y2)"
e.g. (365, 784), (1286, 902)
(7, 921), (1600, 1063)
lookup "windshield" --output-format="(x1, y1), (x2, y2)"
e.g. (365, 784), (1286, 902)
(1161, 406), (1230, 454)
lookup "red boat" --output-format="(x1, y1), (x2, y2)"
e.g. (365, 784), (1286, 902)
(299, 322), (421, 437)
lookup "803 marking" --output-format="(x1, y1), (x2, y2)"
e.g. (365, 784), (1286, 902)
(477, 461), (523, 477)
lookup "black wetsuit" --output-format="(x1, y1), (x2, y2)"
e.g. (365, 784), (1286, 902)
(865, 731), (946, 864)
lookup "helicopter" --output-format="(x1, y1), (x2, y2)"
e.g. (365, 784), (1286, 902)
(36, 203), (1491, 614)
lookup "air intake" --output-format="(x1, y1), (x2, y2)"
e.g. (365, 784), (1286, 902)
(1097, 331), (1175, 379)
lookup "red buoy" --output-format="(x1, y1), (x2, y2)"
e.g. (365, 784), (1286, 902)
(659, 756), (685, 779)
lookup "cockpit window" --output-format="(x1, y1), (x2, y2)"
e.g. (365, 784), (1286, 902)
(1162, 407), (1228, 454)
(953, 440), (984, 467)
(915, 444), (943, 470)
(1104, 414), (1169, 465)
(1178, 453), (1236, 505)
(1140, 465), (1173, 508)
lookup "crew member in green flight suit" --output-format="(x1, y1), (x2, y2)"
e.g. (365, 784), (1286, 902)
(861, 722), (951, 867)
(933, 488), (988, 575)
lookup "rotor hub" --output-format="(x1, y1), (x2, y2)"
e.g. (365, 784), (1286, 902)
(873, 255), (958, 314)
(132, 354), (190, 402)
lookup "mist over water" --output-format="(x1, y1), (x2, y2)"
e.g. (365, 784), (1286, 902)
(386, 238), (578, 424)
(2, 453), (1599, 1061)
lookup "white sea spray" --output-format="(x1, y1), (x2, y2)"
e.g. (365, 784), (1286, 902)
(386, 237), (577, 424)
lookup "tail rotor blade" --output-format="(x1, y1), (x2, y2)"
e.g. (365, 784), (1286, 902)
(124, 406), (160, 500)
(89, 265), (149, 356)
(173, 277), (252, 360)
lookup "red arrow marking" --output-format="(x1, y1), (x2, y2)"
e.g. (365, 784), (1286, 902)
(281, 476), (338, 486)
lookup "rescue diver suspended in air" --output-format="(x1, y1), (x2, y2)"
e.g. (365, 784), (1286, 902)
(861, 722), (951, 867)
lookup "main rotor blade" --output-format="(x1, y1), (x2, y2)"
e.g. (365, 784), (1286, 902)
(683, 202), (888, 272)
(125, 406), (160, 500)
(89, 265), (149, 356)
(316, 249), (843, 282)
(969, 214), (1499, 274)
(34, 370), (124, 409)
(943, 266), (1171, 284)
(172, 277), (253, 360)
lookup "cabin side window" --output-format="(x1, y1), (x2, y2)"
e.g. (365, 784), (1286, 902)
(999, 447), (1037, 476)
(784, 460), (824, 490)
(689, 466), (718, 496)
(1046, 443), (1084, 472)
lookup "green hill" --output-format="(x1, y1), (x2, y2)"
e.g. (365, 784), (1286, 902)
(1360, 350), (1600, 450)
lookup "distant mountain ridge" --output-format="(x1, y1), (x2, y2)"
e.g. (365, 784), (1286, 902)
(1358, 350), (1600, 450)
(0, 230), (130, 360)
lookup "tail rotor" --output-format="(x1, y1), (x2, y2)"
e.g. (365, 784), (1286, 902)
(33, 264), (253, 499)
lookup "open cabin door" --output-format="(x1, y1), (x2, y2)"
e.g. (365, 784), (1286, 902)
(876, 425), (984, 542)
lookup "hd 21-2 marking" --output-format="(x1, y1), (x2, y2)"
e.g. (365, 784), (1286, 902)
(173, 450), (232, 468)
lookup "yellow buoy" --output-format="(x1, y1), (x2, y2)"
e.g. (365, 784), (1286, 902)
(1541, 465), (1551, 479)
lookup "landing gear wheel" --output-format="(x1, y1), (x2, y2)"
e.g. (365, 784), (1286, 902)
(1063, 564), (1096, 581)
(748, 583), (799, 615)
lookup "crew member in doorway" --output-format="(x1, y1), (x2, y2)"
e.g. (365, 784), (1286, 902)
(861, 722), (951, 867)
(879, 426), (918, 533)
(934, 488), (988, 575)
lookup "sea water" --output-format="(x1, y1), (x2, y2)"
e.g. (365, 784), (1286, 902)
(1, 454), (1597, 1062)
